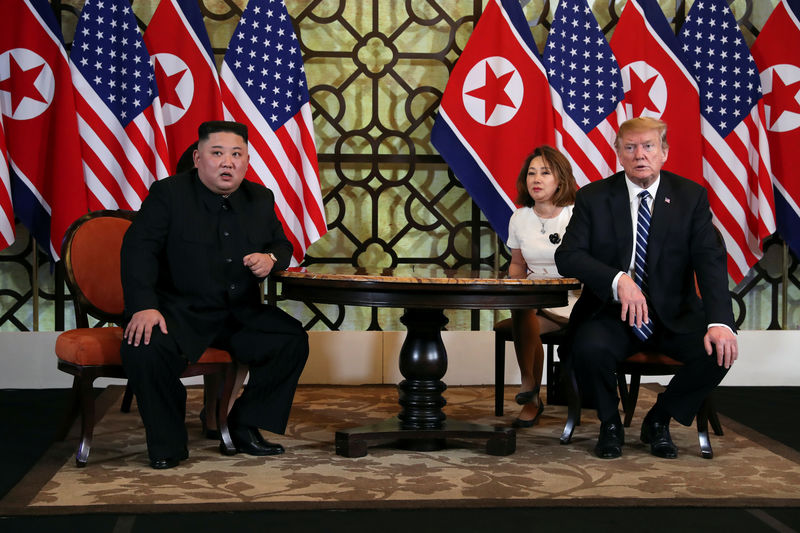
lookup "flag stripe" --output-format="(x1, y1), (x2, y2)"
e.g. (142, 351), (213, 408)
(679, 0), (776, 283)
(0, 120), (14, 249)
(71, 0), (170, 213)
(220, 0), (326, 265)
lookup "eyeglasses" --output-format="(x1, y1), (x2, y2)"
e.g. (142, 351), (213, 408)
(621, 142), (659, 154)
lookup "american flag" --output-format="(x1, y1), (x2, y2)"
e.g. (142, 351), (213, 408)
(543, 0), (625, 187)
(70, 0), (170, 211)
(679, 0), (776, 283)
(0, 117), (12, 249)
(220, 0), (326, 266)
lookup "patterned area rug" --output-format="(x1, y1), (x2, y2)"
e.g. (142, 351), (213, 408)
(3, 384), (800, 514)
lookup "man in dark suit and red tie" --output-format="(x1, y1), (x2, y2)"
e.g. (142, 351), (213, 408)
(555, 117), (738, 459)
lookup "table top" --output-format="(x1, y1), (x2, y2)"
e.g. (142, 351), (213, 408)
(272, 265), (580, 310)
(274, 264), (577, 285)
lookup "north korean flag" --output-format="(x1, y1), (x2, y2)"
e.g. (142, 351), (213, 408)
(610, 0), (703, 183)
(144, 0), (224, 173)
(752, 0), (800, 257)
(0, 0), (88, 259)
(431, 0), (555, 242)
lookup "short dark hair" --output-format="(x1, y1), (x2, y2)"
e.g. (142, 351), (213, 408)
(175, 141), (198, 174)
(198, 121), (248, 144)
(515, 145), (578, 207)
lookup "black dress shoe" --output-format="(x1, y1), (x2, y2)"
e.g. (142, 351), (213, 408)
(227, 424), (285, 456)
(150, 448), (189, 470)
(199, 407), (222, 440)
(594, 420), (624, 459)
(641, 418), (678, 459)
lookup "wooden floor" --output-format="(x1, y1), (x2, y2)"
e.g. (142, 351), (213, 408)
(1, 386), (798, 532)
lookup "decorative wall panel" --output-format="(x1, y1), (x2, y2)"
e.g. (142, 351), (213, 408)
(1, 0), (796, 333)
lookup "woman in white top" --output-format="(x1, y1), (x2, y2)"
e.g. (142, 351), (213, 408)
(506, 145), (578, 427)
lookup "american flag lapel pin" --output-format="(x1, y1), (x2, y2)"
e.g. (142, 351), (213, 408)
(665, 197), (671, 204)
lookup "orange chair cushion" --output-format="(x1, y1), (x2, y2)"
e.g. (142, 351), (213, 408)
(56, 327), (232, 366)
(56, 327), (125, 365)
(625, 351), (682, 366)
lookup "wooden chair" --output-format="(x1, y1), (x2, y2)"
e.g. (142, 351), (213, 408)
(559, 351), (723, 459)
(493, 317), (566, 416)
(55, 210), (237, 467)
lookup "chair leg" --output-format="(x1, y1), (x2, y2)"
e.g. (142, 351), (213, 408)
(705, 395), (724, 436)
(560, 367), (581, 444)
(218, 364), (238, 456)
(56, 376), (82, 441)
(545, 343), (555, 405)
(494, 333), (505, 417)
(75, 376), (97, 467)
(621, 373), (641, 427)
(120, 384), (134, 413)
(696, 397), (714, 459)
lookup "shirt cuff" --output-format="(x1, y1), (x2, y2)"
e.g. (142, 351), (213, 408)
(611, 271), (624, 302)
(708, 323), (735, 334)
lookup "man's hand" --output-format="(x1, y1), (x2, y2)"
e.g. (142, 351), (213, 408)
(124, 309), (167, 347)
(617, 274), (648, 328)
(243, 252), (275, 278)
(704, 326), (738, 369)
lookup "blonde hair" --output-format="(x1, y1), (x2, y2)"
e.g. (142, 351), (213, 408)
(614, 117), (669, 150)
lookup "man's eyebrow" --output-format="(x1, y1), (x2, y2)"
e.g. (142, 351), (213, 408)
(208, 144), (244, 150)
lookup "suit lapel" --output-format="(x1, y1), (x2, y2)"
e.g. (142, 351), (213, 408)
(648, 173), (673, 271)
(607, 174), (633, 271)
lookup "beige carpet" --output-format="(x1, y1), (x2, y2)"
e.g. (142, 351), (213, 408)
(3, 384), (800, 514)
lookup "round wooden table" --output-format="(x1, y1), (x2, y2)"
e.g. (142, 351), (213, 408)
(273, 265), (580, 458)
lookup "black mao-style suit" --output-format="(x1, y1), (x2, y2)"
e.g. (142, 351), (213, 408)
(554, 170), (734, 426)
(120, 169), (308, 460)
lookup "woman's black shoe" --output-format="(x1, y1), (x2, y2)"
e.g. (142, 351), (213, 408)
(515, 385), (541, 405)
(511, 395), (544, 428)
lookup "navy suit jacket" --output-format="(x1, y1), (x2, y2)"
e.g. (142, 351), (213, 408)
(554, 171), (735, 335)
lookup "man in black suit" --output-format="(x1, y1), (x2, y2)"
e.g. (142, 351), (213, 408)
(120, 121), (308, 469)
(554, 117), (738, 459)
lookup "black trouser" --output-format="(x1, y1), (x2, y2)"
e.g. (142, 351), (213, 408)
(121, 306), (308, 461)
(569, 307), (729, 426)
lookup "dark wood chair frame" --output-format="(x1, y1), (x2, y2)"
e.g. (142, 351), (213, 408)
(56, 210), (237, 467)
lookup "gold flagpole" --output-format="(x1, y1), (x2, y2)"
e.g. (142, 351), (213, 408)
(783, 241), (788, 330)
(32, 242), (39, 332)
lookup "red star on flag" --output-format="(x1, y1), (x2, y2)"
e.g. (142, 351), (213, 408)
(154, 59), (187, 110)
(764, 69), (800, 129)
(465, 62), (516, 122)
(626, 69), (659, 117)
(0, 55), (47, 114)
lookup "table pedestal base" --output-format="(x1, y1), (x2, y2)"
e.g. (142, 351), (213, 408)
(334, 417), (516, 458)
